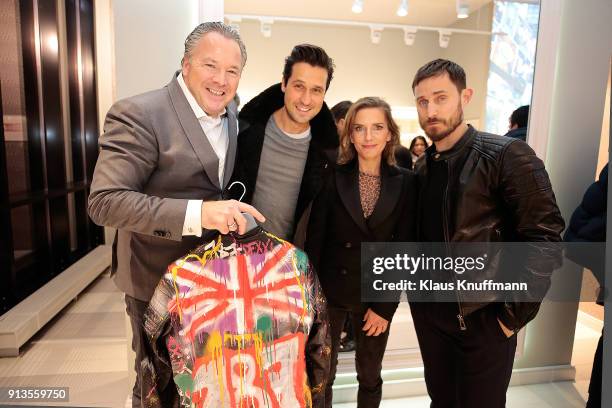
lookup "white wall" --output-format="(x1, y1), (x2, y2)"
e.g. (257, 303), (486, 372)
(95, 0), (115, 134)
(112, 0), (198, 100)
(235, 20), (438, 107)
(545, 0), (612, 222)
(235, 3), (493, 121)
(444, 3), (493, 122)
(107, 1), (493, 122)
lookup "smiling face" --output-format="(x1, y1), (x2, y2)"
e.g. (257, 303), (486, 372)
(350, 107), (391, 164)
(280, 62), (328, 133)
(181, 31), (242, 117)
(414, 72), (472, 143)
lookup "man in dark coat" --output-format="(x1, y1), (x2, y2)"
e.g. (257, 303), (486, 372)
(411, 59), (564, 408)
(564, 164), (607, 408)
(229, 44), (338, 243)
(504, 105), (529, 141)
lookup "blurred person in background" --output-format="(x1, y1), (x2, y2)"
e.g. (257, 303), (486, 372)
(505, 105), (529, 141)
(393, 142), (413, 169)
(408, 135), (429, 169)
(331, 100), (353, 135)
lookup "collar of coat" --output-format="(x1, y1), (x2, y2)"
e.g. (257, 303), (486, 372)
(334, 159), (405, 235)
(424, 124), (477, 162)
(238, 83), (339, 152)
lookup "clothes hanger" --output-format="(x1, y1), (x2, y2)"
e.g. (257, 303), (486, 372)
(227, 181), (259, 232)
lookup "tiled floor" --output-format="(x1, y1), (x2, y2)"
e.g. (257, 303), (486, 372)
(0, 273), (129, 407)
(0, 273), (602, 407)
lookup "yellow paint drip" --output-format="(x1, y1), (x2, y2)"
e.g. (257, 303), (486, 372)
(220, 332), (268, 407)
(304, 376), (313, 408)
(263, 231), (287, 244)
(251, 332), (264, 374)
(205, 330), (226, 405)
(224, 333), (265, 374)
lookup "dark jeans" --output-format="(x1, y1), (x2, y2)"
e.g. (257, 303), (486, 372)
(125, 295), (177, 408)
(326, 307), (391, 408)
(340, 314), (355, 350)
(586, 330), (603, 408)
(410, 303), (517, 408)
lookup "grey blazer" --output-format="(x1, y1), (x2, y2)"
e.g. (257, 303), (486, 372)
(88, 73), (238, 301)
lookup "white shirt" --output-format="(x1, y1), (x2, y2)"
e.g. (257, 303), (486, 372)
(177, 73), (229, 237)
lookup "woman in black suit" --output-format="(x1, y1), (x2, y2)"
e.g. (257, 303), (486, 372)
(305, 97), (418, 408)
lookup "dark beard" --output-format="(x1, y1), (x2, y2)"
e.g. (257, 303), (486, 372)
(421, 104), (464, 142)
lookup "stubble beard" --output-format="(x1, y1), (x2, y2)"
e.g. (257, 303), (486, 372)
(421, 104), (464, 142)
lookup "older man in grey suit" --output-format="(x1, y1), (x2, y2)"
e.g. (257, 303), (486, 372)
(88, 22), (263, 406)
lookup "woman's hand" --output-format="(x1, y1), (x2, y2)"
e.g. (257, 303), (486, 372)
(362, 308), (389, 336)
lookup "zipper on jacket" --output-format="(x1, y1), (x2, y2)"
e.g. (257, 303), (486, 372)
(457, 314), (467, 330)
(442, 159), (467, 331)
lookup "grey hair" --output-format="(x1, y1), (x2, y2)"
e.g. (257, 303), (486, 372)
(182, 22), (247, 68)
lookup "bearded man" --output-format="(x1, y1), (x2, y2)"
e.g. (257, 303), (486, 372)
(410, 59), (565, 408)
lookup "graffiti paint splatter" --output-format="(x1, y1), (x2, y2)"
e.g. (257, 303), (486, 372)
(143, 230), (329, 408)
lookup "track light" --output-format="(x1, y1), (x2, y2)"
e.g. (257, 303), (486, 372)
(456, 0), (469, 19)
(352, 0), (364, 14)
(370, 26), (383, 44)
(396, 0), (408, 17)
(438, 30), (451, 48)
(260, 19), (273, 38)
(403, 28), (417, 46)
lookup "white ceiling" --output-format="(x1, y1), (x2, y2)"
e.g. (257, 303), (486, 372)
(225, 0), (495, 28)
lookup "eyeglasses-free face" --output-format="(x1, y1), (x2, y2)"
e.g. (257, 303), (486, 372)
(350, 107), (391, 163)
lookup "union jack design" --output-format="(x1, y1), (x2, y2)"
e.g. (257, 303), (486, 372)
(167, 243), (310, 339)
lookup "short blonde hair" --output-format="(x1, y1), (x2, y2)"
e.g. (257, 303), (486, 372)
(338, 97), (400, 165)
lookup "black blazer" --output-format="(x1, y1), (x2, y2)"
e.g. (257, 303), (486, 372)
(304, 160), (418, 321)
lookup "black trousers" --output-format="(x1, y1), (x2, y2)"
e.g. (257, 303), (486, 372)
(326, 307), (391, 408)
(410, 303), (517, 408)
(125, 295), (177, 408)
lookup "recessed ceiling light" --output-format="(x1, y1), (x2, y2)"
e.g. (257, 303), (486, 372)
(457, 0), (469, 19)
(397, 0), (409, 17)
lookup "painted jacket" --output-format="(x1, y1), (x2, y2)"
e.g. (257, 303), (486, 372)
(141, 227), (331, 408)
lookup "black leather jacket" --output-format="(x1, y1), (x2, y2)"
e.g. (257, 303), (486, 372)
(415, 126), (565, 332)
